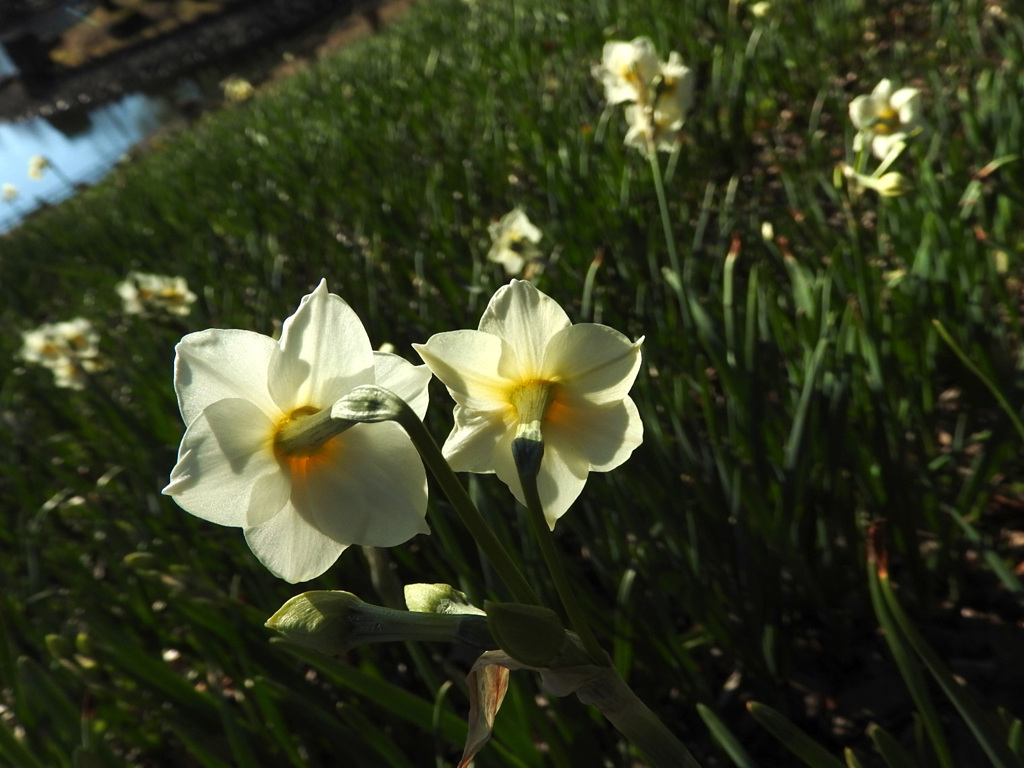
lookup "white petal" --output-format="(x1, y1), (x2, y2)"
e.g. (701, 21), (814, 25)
(891, 88), (921, 123)
(442, 405), (512, 473)
(546, 398), (643, 473)
(871, 78), (894, 101)
(297, 422), (430, 548)
(478, 281), (571, 379)
(543, 324), (642, 405)
(413, 331), (513, 410)
(269, 279), (375, 412)
(244, 507), (347, 583)
(372, 352), (432, 419)
(871, 131), (905, 160)
(848, 95), (874, 130)
(173, 329), (278, 425)
(490, 427), (589, 528)
(163, 398), (288, 527)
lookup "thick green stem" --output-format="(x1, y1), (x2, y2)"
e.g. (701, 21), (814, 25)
(512, 438), (606, 666)
(391, 401), (541, 607)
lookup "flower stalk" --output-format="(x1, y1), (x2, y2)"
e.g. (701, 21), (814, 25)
(266, 591), (497, 654)
(336, 385), (542, 607)
(511, 436), (606, 665)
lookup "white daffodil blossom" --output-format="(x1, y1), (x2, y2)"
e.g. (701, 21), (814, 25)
(163, 280), (431, 583)
(849, 78), (922, 160)
(593, 37), (662, 106)
(414, 280), (643, 528)
(623, 52), (695, 153)
(28, 155), (50, 180)
(116, 272), (198, 317)
(486, 208), (543, 276)
(20, 318), (107, 390)
(2, 183), (18, 202)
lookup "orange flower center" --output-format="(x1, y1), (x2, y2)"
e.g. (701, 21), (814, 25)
(272, 405), (343, 475)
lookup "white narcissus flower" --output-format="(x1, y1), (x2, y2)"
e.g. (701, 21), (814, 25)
(624, 51), (694, 152)
(486, 208), (543, 276)
(414, 280), (643, 528)
(2, 183), (18, 202)
(20, 317), (106, 390)
(592, 37), (661, 106)
(849, 78), (922, 160)
(117, 272), (198, 317)
(163, 280), (431, 583)
(28, 156), (50, 180)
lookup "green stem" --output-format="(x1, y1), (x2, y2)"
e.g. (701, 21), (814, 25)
(393, 402), (541, 607)
(647, 146), (682, 281)
(512, 438), (606, 665)
(646, 143), (692, 331)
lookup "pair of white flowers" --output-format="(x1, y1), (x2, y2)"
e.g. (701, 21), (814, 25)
(164, 280), (643, 583)
(593, 37), (695, 153)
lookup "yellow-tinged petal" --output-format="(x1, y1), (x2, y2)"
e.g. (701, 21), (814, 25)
(478, 281), (571, 379)
(413, 331), (513, 410)
(270, 279), (375, 412)
(244, 505), (348, 584)
(173, 329), (279, 425)
(442, 405), (511, 474)
(372, 352), (432, 419)
(545, 399), (643, 473)
(541, 324), (642, 405)
(164, 398), (288, 527)
(303, 422), (429, 548)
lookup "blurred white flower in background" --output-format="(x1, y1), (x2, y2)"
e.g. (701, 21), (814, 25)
(222, 76), (255, 103)
(594, 38), (694, 153)
(487, 208), (543, 276)
(20, 318), (107, 390)
(116, 272), (198, 317)
(2, 183), (18, 202)
(593, 37), (661, 106)
(27, 156), (51, 180)
(849, 78), (922, 159)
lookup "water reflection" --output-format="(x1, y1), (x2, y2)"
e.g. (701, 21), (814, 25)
(0, 44), (177, 235)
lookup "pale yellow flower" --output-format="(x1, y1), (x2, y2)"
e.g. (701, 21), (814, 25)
(163, 280), (431, 583)
(486, 208), (543, 276)
(595, 39), (694, 153)
(20, 318), (106, 390)
(623, 52), (694, 152)
(849, 78), (922, 159)
(2, 183), (18, 202)
(27, 156), (50, 180)
(414, 280), (643, 527)
(592, 37), (661, 106)
(222, 76), (255, 103)
(116, 272), (198, 317)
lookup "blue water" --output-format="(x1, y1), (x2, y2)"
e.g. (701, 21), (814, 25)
(0, 45), (175, 235)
